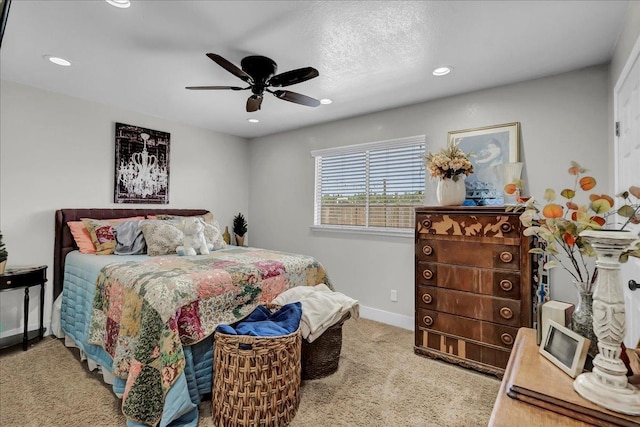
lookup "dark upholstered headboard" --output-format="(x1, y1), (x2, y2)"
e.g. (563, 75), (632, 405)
(53, 208), (209, 300)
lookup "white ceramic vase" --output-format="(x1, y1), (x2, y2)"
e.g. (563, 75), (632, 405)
(436, 176), (466, 206)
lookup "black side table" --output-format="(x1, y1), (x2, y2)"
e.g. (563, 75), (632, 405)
(0, 265), (48, 350)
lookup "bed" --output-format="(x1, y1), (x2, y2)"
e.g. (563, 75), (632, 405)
(53, 208), (332, 427)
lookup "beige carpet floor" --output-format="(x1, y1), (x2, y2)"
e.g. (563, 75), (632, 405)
(0, 319), (499, 426)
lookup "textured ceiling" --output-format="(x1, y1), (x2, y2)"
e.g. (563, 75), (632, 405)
(0, 0), (629, 138)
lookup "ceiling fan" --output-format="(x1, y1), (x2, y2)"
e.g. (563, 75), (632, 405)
(186, 53), (321, 112)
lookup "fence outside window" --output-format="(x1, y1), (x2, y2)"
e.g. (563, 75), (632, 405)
(312, 135), (426, 233)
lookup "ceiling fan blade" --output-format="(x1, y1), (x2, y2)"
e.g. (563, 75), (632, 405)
(272, 90), (320, 107)
(268, 67), (319, 87)
(185, 86), (247, 91)
(246, 95), (263, 112)
(206, 53), (252, 83)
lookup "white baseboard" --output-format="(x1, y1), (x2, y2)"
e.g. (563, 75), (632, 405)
(359, 305), (414, 331)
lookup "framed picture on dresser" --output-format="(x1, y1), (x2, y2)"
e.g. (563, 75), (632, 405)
(539, 320), (590, 378)
(448, 122), (520, 206)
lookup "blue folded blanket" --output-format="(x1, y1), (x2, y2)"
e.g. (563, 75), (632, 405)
(215, 302), (302, 337)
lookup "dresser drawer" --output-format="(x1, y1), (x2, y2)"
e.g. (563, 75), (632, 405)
(416, 213), (520, 239)
(417, 286), (521, 327)
(416, 262), (521, 299)
(417, 329), (512, 369)
(417, 308), (519, 349)
(417, 239), (520, 270)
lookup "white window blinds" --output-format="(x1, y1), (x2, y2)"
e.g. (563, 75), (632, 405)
(312, 135), (425, 231)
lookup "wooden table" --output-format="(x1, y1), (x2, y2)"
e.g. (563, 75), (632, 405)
(0, 265), (47, 350)
(489, 328), (640, 427)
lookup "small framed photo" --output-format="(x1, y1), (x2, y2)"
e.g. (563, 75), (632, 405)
(448, 122), (520, 206)
(539, 320), (590, 378)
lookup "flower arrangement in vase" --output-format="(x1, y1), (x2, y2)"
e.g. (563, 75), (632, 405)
(514, 161), (640, 355)
(425, 140), (474, 206)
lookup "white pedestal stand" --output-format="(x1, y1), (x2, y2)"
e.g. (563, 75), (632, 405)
(573, 230), (640, 415)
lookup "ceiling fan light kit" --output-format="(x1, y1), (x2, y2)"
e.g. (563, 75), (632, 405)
(186, 53), (321, 112)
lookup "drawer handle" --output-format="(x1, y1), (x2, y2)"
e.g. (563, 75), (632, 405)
(422, 245), (433, 256)
(499, 279), (513, 292)
(500, 252), (513, 263)
(423, 315), (433, 327)
(422, 269), (433, 280)
(422, 293), (433, 304)
(501, 333), (514, 346)
(500, 222), (513, 233)
(421, 219), (432, 229)
(499, 307), (513, 320)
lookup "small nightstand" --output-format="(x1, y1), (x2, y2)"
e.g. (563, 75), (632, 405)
(0, 265), (48, 351)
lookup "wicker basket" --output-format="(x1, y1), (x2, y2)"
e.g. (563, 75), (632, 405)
(212, 328), (302, 427)
(301, 312), (350, 380)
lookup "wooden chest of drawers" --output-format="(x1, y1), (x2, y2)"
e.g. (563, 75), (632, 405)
(414, 206), (532, 377)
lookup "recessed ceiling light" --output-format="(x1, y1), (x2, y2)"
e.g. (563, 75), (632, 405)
(247, 118), (259, 123)
(105, 0), (131, 8)
(432, 66), (453, 76)
(320, 98), (333, 105)
(44, 55), (71, 66)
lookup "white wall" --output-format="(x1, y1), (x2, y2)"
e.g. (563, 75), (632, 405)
(610, 0), (640, 87)
(0, 80), (249, 338)
(609, 1), (640, 195)
(0, 64), (618, 336)
(248, 65), (610, 329)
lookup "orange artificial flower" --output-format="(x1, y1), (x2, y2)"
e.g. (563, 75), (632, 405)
(579, 176), (596, 191)
(542, 204), (564, 218)
(504, 183), (518, 195)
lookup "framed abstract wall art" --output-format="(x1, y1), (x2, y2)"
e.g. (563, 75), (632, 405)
(448, 122), (520, 206)
(114, 122), (170, 204)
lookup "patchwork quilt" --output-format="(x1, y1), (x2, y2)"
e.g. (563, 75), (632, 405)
(87, 247), (331, 426)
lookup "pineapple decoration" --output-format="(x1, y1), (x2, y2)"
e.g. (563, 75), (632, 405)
(233, 213), (248, 246)
(0, 230), (8, 274)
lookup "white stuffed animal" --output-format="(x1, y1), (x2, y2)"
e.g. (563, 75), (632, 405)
(177, 217), (213, 256)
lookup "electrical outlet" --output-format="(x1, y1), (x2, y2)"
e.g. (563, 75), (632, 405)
(390, 289), (398, 302)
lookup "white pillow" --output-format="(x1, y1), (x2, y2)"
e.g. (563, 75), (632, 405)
(140, 220), (184, 256)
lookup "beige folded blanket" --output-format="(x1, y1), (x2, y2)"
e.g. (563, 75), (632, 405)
(272, 283), (359, 342)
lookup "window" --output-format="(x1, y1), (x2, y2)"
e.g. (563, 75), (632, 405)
(311, 135), (425, 235)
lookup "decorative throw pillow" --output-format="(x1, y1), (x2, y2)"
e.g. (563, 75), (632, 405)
(81, 217), (145, 255)
(140, 220), (184, 256)
(155, 211), (215, 225)
(149, 212), (226, 251)
(203, 219), (227, 250)
(68, 221), (96, 254)
(113, 220), (147, 255)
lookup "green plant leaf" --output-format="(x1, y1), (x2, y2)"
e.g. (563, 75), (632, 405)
(590, 199), (612, 214)
(544, 188), (556, 202)
(560, 189), (575, 199)
(617, 190), (630, 199)
(618, 204), (636, 218)
(543, 260), (558, 269)
(529, 248), (545, 254)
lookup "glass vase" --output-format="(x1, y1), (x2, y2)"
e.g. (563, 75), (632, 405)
(571, 280), (598, 358)
(436, 175), (466, 206)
